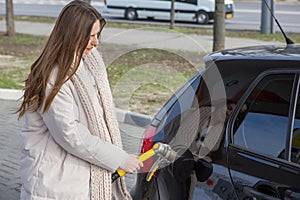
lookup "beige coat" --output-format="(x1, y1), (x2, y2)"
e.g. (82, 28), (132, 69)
(20, 63), (128, 200)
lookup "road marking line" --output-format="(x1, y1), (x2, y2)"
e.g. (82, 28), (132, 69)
(235, 9), (300, 15)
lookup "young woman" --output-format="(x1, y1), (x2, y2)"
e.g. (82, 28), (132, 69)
(17, 1), (142, 199)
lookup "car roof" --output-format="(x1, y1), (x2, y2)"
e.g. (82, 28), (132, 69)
(204, 44), (300, 62)
(200, 44), (300, 105)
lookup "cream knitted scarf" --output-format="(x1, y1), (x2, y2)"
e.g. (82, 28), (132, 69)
(71, 48), (131, 200)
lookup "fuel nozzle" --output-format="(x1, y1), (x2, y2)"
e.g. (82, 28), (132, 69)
(146, 143), (177, 182)
(111, 142), (176, 183)
(152, 142), (177, 163)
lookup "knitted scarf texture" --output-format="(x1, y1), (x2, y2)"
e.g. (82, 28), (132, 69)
(71, 48), (131, 200)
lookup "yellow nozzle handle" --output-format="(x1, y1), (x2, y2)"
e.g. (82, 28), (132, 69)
(115, 168), (126, 177)
(138, 148), (156, 162)
(144, 143), (161, 182)
(113, 148), (156, 180)
(146, 164), (159, 182)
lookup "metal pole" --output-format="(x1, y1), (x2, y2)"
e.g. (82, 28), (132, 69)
(261, 0), (274, 34)
(271, 0), (274, 34)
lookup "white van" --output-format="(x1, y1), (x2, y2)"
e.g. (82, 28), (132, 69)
(103, 0), (234, 24)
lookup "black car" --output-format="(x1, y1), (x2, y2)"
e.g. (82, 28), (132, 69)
(130, 44), (300, 200)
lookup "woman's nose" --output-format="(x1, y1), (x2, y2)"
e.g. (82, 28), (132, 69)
(92, 36), (99, 46)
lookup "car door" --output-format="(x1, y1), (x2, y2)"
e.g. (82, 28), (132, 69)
(227, 71), (300, 200)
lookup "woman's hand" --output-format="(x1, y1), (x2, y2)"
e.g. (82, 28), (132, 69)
(121, 154), (144, 173)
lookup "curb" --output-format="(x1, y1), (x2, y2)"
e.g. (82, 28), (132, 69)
(0, 88), (152, 128)
(115, 108), (152, 128)
(0, 88), (23, 101)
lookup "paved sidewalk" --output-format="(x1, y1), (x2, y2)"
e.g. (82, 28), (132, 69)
(0, 20), (283, 54)
(0, 100), (21, 200)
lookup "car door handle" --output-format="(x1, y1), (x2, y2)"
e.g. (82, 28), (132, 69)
(243, 186), (281, 200)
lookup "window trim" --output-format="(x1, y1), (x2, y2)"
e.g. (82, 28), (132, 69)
(285, 75), (300, 161)
(226, 69), (300, 164)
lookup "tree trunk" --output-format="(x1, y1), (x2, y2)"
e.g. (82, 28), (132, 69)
(213, 0), (225, 51)
(6, 0), (15, 37)
(170, 0), (175, 29)
(83, 0), (91, 4)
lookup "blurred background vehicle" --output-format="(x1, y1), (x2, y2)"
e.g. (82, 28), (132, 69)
(103, 0), (234, 24)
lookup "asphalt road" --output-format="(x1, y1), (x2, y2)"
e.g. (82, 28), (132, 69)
(0, 1), (299, 33)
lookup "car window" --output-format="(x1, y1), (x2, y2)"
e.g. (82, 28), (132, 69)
(233, 74), (295, 158)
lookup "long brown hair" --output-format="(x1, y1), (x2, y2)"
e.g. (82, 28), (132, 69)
(17, 0), (106, 118)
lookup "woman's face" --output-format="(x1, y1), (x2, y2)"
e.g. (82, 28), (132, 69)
(84, 20), (100, 55)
